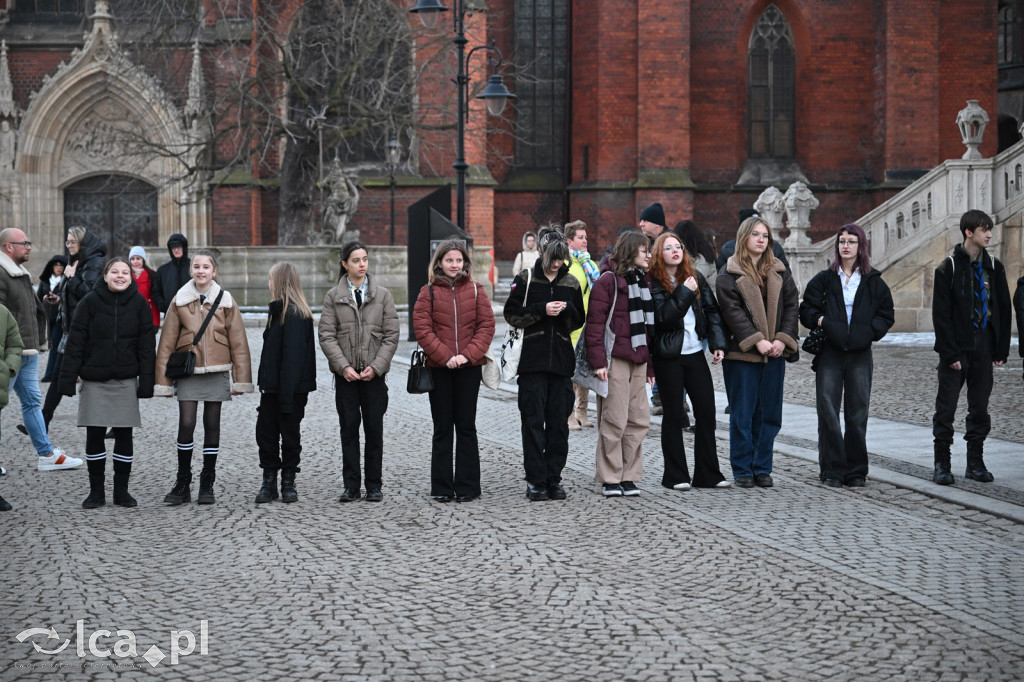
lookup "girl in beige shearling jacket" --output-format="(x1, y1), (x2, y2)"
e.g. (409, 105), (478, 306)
(155, 250), (252, 506)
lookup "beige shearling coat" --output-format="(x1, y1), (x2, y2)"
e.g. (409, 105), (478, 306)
(715, 256), (799, 363)
(154, 279), (253, 395)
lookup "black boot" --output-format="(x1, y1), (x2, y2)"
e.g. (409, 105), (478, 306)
(113, 460), (137, 507)
(82, 458), (106, 509)
(0, 494), (11, 511)
(965, 440), (994, 482)
(164, 448), (192, 504)
(197, 469), (216, 505)
(280, 468), (298, 503)
(933, 441), (955, 486)
(255, 469), (279, 504)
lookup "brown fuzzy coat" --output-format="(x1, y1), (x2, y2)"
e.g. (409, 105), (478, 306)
(715, 256), (800, 363)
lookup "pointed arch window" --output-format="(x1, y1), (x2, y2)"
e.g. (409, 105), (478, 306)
(748, 5), (795, 158)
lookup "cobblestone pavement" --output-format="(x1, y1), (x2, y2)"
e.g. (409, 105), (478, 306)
(2, 325), (1023, 680)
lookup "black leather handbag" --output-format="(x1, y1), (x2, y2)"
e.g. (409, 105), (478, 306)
(802, 326), (826, 355)
(164, 290), (223, 379)
(406, 348), (434, 394)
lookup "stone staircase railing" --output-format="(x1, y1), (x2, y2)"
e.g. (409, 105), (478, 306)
(767, 118), (1024, 304)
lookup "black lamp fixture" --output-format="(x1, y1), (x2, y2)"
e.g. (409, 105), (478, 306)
(409, 0), (516, 230)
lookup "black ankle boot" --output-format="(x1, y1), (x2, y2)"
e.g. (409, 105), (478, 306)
(965, 440), (994, 482)
(933, 441), (955, 486)
(112, 460), (137, 507)
(82, 458), (106, 509)
(0, 494), (11, 511)
(255, 469), (279, 503)
(197, 469), (216, 505)
(165, 449), (192, 504)
(280, 468), (298, 503)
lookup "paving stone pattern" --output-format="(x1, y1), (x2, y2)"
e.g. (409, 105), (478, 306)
(1, 328), (1022, 680)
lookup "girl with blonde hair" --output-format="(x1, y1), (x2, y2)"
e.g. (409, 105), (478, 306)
(255, 262), (317, 503)
(715, 217), (799, 488)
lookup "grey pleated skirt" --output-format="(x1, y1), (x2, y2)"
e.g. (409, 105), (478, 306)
(176, 371), (231, 402)
(78, 379), (141, 428)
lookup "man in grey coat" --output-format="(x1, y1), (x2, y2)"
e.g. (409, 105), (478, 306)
(0, 228), (79, 470)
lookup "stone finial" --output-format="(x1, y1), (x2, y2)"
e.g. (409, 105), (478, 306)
(957, 99), (989, 160)
(753, 186), (785, 232)
(782, 181), (819, 246)
(0, 42), (17, 121)
(184, 39), (205, 127)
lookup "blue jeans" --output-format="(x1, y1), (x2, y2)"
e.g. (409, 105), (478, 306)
(9, 354), (53, 457)
(722, 357), (785, 478)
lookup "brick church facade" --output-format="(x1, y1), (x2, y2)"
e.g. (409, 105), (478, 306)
(0, 1), (1012, 262)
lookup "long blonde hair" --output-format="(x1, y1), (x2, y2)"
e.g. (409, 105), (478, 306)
(269, 262), (312, 322)
(734, 217), (777, 286)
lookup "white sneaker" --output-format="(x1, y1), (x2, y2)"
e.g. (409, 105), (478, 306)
(715, 479), (733, 488)
(37, 449), (84, 471)
(672, 482), (691, 491)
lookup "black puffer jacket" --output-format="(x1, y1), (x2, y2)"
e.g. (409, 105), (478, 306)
(502, 259), (585, 377)
(258, 300), (317, 413)
(37, 255), (68, 330)
(58, 279), (156, 397)
(651, 271), (727, 359)
(153, 233), (191, 313)
(799, 268), (895, 353)
(61, 231), (107, 335)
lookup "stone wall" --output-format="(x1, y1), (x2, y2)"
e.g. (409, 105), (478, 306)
(146, 245), (495, 308)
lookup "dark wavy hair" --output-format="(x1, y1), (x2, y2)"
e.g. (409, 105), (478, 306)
(611, 231), (650, 277)
(829, 223), (871, 274)
(672, 220), (716, 263)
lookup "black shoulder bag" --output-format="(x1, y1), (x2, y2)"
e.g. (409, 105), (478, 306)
(165, 290), (224, 379)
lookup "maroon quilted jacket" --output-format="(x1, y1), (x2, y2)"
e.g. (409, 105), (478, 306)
(413, 274), (496, 368)
(584, 264), (653, 376)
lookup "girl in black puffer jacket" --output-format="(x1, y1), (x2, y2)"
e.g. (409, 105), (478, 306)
(59, 258), (156, 509)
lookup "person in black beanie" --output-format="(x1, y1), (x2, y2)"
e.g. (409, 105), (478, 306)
(639, 202), (668, 241)
(716, 208), (791, 272)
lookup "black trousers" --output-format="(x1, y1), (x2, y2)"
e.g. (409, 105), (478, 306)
(255, 392), (308, 471)
(815, 347), (872, 482)
(41, 351), (64, 426)
(933, 328), (994, 445)
(334, 374), (388, 490)
(427, 365), (482, 497)
(517, 372), (573, 487)
(653, 351), (724, 487)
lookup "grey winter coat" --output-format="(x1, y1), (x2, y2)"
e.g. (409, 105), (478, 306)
(319, 274), (400, 378)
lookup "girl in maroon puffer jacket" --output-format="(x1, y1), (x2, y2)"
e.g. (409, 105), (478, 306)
(412, 240), (495, 503)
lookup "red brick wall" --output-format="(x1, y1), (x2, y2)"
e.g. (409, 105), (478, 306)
(211, 187), (254, 246)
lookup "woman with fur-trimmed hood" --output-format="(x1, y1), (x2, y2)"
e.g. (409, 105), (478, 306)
(715, 216), (799, 489)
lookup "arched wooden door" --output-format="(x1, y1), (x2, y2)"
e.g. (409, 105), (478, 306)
(64, 175), (158, 259)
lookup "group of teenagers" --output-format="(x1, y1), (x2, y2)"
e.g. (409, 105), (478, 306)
(0, 202), (1015, 511)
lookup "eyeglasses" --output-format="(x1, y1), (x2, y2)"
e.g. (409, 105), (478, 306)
(838, 240), (859, 247)
(65, 239), (78, 246)
(7, 241), (31, 247)
(662, 245), (684, 252)
(639, 248), (651, 255)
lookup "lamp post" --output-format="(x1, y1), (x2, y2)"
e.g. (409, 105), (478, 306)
(409, 0), (515, 230)
(387, 135), (400, 245)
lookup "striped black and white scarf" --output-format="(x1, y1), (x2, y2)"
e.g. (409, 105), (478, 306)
(625, 268), (655, 350)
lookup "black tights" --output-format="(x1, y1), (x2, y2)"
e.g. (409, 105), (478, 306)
(177, 401), (221, 448)
(85, 427), (133, 458)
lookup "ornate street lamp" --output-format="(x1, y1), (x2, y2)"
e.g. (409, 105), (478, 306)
(387, 135), (400, 245)
(410, 0), (516, 230)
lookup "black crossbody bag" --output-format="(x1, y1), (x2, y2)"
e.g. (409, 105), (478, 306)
(165, 290), (224, 379)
